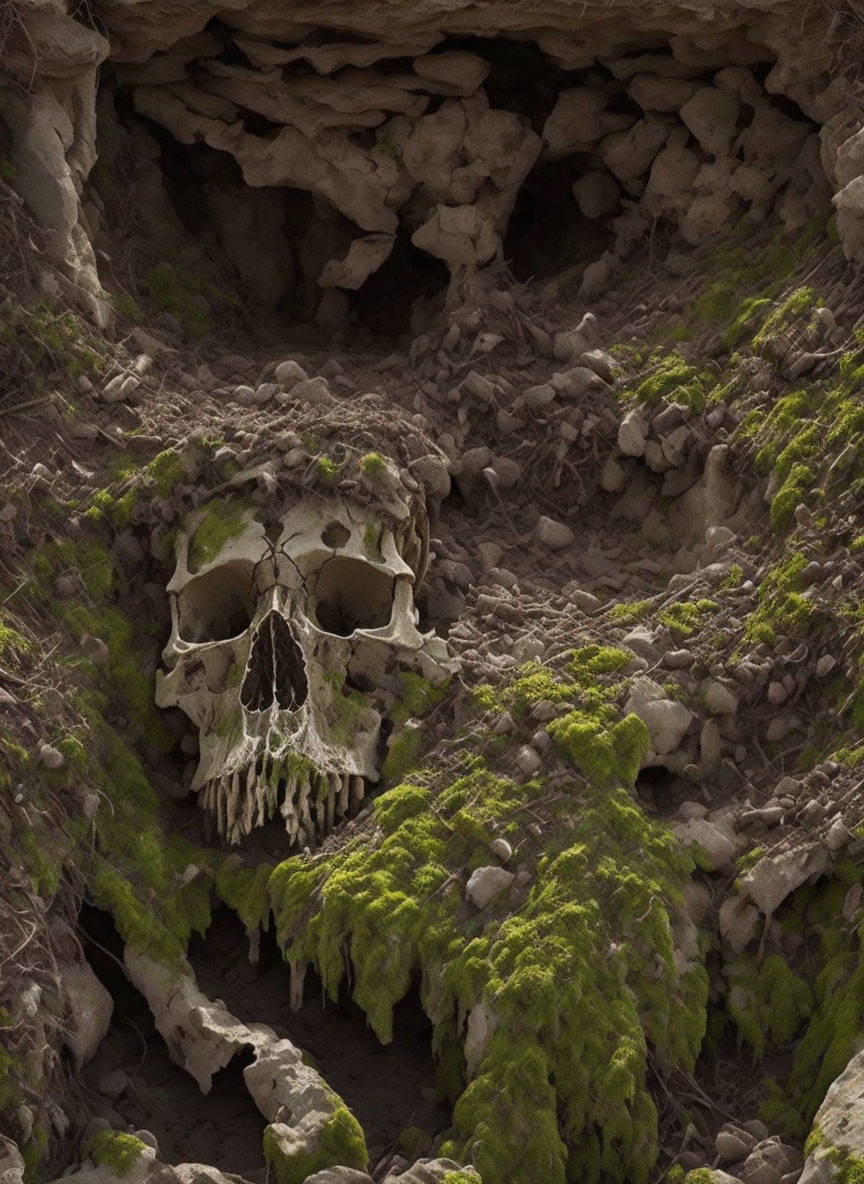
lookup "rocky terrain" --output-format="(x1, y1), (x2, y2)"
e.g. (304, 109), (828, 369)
(5, 2), (864, 1184)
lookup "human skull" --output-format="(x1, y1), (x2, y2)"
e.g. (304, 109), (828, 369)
(156, 493), (453, 846)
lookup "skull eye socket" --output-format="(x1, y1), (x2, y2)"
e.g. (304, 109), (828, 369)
(311, 557), (394, 636)
(321, 521), (350, 548)
(177, 562), (255, 643)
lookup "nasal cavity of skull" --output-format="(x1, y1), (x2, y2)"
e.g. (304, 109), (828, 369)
(312, 557), (394, 636)
(177, 563), (254, 643)
(240, 612), (308, 711)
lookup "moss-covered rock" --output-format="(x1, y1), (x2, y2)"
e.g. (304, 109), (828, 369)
(268, 647), (707, 1184)
(262, 1104), (368, 1184)
(85, 1131), (151, 1177)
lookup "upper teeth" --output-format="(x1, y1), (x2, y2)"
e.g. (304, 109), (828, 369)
(199, 761), (365, 846)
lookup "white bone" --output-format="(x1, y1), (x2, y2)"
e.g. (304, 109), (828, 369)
(156, 493), (456, 846)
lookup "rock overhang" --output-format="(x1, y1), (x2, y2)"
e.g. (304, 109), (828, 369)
(7, 0), (864, 332)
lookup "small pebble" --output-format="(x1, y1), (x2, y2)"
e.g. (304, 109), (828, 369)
(490, 838), (513, 863)
(816, 654), (837, 678)
(663, 649), (694, 670)
(534, 516), (574, 550)
(515, 745), (542, 776)
(38, 744), (64, 770)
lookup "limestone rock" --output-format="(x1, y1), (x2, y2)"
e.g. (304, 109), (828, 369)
(413, 51), (490, 94)
(635, 699), (693, 755)
(741, 1138), (802, 1184)
(466, 865), (515, 908)
(740, 844), (831, 916)
(801, 1048), (864, 1184)
(412, 203), (499, 268)
(382, 1161), (482, 1184)
(57, 959), (113, 1069)
(680, 87), (741, 155)
(319, 233), (396, 289)
(515, 745), (543, 775)
(284, 377), (331, 406)
(0, 1137), (24, 1184)
(628, 74), (699, 111)
(688, 1172), (748, 1184)
(601, 456), (628, 493)
(534, 516), (574, 549)
(572, 170), (621, 218)
(703, 680), (739, 715)
(643, 136), (701, 218)
(38, 744), (64, 769)
(618, 408), (649, 457)
(716, 1123), (760, 1164)
(490, 837), (513, 862)
(305, 1170), (374, 1184)
(274, 360), (309, 388)
(673, 817), (737, 870)
(719, 894), (762, 953)
(625, 677), (693, 754)
(599, 117), (670, 182)
(542, 87), (632, 161)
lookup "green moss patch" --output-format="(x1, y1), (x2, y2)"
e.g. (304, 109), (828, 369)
(188, 498), (253, 570)
(263, 1103), (368, 1184)
(85, 1131), (149, 1176)
(267, 647), (706, 1184)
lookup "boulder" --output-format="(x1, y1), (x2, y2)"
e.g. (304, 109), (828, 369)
(57, 959), (113, 1069)
(679, 87), (741, 155)
(673, 817), (737, 870)
(802, 1050), (864, 1184)
(466, 866), (515, 909)
(599, 117), (670, 182)
(741, 1138), (803, 1184)
(740, 844), (831, 916)
(628, 74), (699, 111)
(542, 88), (632, 161)
(624, 677), (693, 754)
(382, 1161), (482, 1184)
(533, 516), (574, 549)
(572, 170), (621, 218)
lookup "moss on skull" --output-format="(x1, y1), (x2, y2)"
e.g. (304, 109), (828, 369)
(359, 452), (387, 479)
(188, 498), (252, 571)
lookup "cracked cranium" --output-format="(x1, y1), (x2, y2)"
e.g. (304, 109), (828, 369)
(156, 492), (453, 845)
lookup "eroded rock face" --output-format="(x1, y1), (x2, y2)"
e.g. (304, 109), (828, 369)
(5, 0), (864, 319)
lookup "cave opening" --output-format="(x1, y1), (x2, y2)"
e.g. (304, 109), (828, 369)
(87, 23), (832, 349)
(77, 905), (269, 1180)
(188, 907), (450, 1165)
(635, 764), (692, 817)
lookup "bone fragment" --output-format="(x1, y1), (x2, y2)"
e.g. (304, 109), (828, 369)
(298, 775), (314, 842)
(338, 773), (350, 816)
(243, 765), (256, 835)
(255, 776), (267, 828)
(326, 774), (337, 831)
(350, 775), (365, 807)
(289, 961), (307, 1012)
